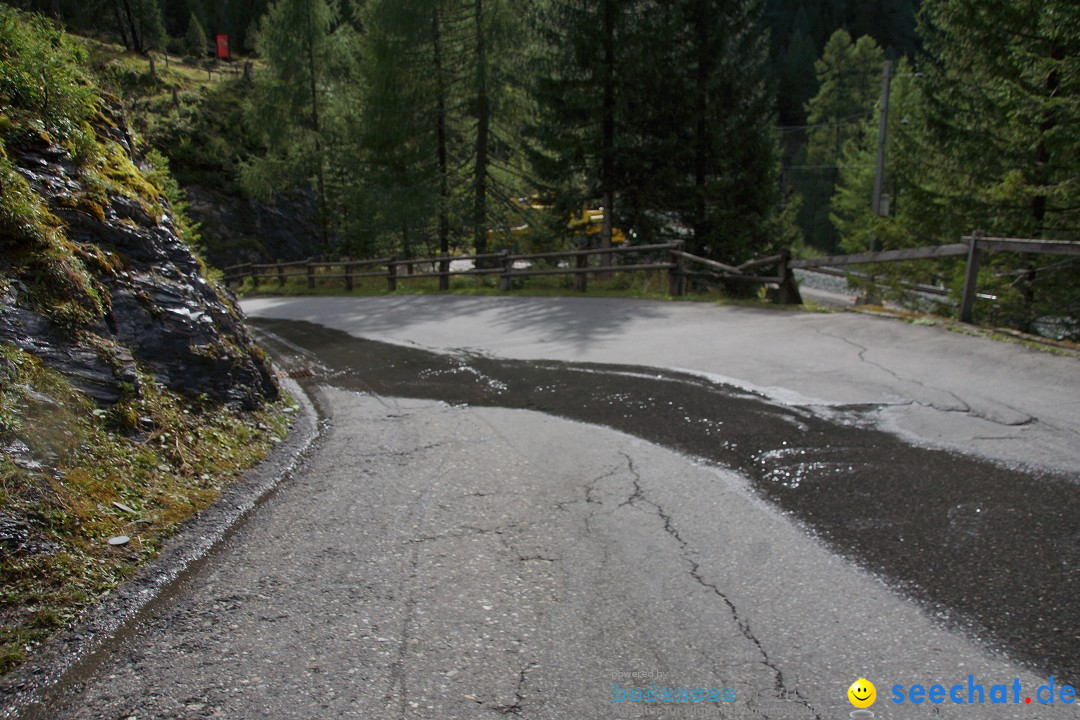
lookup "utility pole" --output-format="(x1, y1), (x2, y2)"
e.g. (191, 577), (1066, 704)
(871, 60), (893, 239)
(865, 59), (893, 299)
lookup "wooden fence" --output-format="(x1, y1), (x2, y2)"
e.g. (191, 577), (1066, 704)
(223, 234), (1079, 322)
(223, 242), (803, 302)
(791, 235), (1080, 322)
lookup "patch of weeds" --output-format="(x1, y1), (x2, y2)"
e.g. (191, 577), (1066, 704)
(81, 141), (162, 220)
(0, 344), (296, 673)
(0, 155), (109, 330)
(940, 322), (1080, 358)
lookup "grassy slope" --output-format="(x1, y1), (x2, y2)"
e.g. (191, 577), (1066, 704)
(0, 10), (290, 672)
(0, 347), (293, 671)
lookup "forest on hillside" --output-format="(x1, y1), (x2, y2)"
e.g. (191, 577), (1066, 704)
(4, 0), (1079, 335)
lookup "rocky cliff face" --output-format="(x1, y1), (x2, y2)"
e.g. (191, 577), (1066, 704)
(0, 117), (277, 409)
(185, 184), (321, 267)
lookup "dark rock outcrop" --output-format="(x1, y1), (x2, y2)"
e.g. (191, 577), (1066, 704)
(185, 184), (321, 267)
(0, 133), (277, 409)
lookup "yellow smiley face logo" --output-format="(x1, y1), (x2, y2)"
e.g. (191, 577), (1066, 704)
(848, 678), (876, 708)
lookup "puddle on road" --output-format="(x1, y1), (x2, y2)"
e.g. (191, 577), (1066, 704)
(253, 318), (1080, 682)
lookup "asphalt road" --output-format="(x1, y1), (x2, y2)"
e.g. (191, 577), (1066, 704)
(41, 296), (1080, 719)
(243, 296), (1080, 473)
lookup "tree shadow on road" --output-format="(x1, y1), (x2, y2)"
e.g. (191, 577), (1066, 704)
(242, 295), (681, 354)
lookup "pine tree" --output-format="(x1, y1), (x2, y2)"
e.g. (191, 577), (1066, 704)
(530, 0), (643, 251)
(464, 0), (530, 259)
(909, 0), (1080, 329)
(105, 0), (164, 53)
(532, 0), (783, 263)
(846, 0), (920, 58)
(223, 0), (270, 51)
(796, 30), (884, 251)
(830, 57), (923, 254)
(184, 11), (207, 58)
(351, 0), (529, 259)
(777, 8), (817, 125)
(159, 0), (189, 37)
(350, 0), (447, 257)
(241, 0), (356, 251)
(805, 31), (884, 166)
(677, 0), (782, 261)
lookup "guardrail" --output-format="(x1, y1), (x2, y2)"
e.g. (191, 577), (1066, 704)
(792, 235), (1080, 322)
(222, 242), (802, 302)
(222, 234), (1079, 321)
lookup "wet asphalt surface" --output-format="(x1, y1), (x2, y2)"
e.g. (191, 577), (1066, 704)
(31, 306), (1080, 720)
(54, 384), (1072, 719)
(252, 318), (1080, 684)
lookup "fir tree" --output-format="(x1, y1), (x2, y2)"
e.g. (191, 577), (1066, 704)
(676, 0), (782, 261)
(796, 30), (884, 251)
(241, 0), (356, 251)
(350, 0), (447, 257)
(184, 11), (206, 58)
(105, 0), (164, 53)
(530, 0), (642, 251)
(776, 8), (817, 125)
(910, 0), (1080, 329)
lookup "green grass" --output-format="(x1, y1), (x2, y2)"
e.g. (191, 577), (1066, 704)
(0, 344), (296, 672)
(941, 321), (1080, 358)
(846, 304), (1080, 358)
(0, 16), (296, 673)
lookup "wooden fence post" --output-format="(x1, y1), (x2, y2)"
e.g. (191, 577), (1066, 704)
(307, 257), (315, 289)
(959, 233), (982, 323)
(776, 248), (803, 305)
(499, 250), (512, 291)
(343, 257), (353, 292)
(276, 259), (285, 287)
(668, 245), (685, 297)
(250, 263), (259, 288)
(439, 254), (450, 291)
(387, 256), (398, 292)
(575, 251), (588, 292)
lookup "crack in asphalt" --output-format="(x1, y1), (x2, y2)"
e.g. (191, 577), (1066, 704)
(816, 329), (1037, 428)
(251, 319), (1080, 688)
(385, 541), (421, 716)
(614, 452), (823, 720)
(586, 466), (618, 506)
(384, 417), (448, 717)
(489, 663), (538, 715)
(487, 524), (559, 566)
(408, 523), (519, 545)
(362, 442), (448, 460)
(578, 464), (620, 535)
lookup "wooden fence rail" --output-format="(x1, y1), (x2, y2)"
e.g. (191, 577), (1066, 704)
(223, 242), (801, 301)
(222, 233), (1079, 321)
(791, 234), (1080, 322)
(789, 244), (970, 269)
